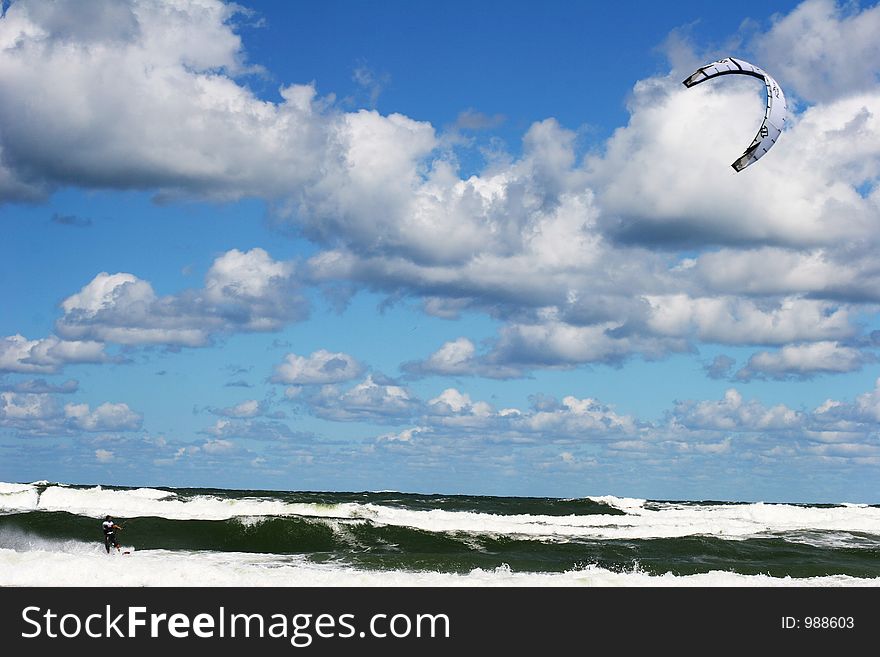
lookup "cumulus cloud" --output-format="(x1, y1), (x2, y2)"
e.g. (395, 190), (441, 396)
(0, 392), (142, 435)
(210, 399), (265, 418)
(201, 438), (236, 454)
(671, 389), (802, 432)
(0, 391), (62, 434)
(0, 334), (107, 373)
(63, 402), (143, 432)
(95, 449), (115, 463)
(2, 0), (879, 378)
(305, 375), (421, 423)
(403, 337), (522, 379)
(0, 0), (282, 202)
(754, 0), (880, 103)
(407, 337), (478, 376)
(852, 378), (880, 423)
(689, 248), (880, 301)
(304, 67), (877, 372)
(704, 354), (736, 380)
(736, 341), (873, 380)
(484, 319), (688, 369)
(361, 378), (880, 478)
(271, 349), (363, 385)
(513, 394), (638, 437)
(377, 426), (431, 443)
(426, 388), (498, 429)
(284, 371), (880, 467)
(55, 248), (306, 348)
(644, 295), (854, 345)
(589, 68), (880, 251)
(361, 385), (641, 443)
(201, 417), (310, 442)
(652, 380), (880, 458)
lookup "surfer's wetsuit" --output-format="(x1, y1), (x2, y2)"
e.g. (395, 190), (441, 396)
(103, 518), (120, 553)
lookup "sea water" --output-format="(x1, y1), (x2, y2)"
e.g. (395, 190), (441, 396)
(1, 481), (878, 586)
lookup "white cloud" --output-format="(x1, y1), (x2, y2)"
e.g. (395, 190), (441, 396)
(284, 373), (880, 475)
(203, 419), (231, 437)
(64, 401), (143, 432)
(420, 337), (476, 374)
(271, 349), (363, 385)
(486, 319), (687, 368)
(754, 0), (880, 103)
(429, 388), (481, 413)
(202, 249), (297, 331)
(2, 0), (879, 378)
(588, 73), (880, 251)
(0, 334), (107, 373)
(362, 386), (640, 441)
(426, 388), (496, 429)
(212, 399), (263, 418)
(201, 438), (235, 454)
(55, 248), (306, 347)
(377, 426), (431, 443)
(517, 395), (637, 436)
(687, 438), (732, 455)
(1, 392), (141, 434)
(61, 272), (150, 316)
(95, 449), (115, 463)
(354, 377), (880, 476)
(200, 417), (308, 442)
(672, 389), (802, 432)
(736, 341), (872, 380)
(645, 295), (854, 345)
(403, 337), (523, 379)
(854, 378), (880, 422)
(305, 375), (420, 423)
(0, 391), (60, 426)
(691, 248), (866, 297)
(0, 0), (297, 201)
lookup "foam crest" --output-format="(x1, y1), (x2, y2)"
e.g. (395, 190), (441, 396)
(586, 495), (647, 511)
(2, 482), (879, 541)
(0, 547), (876, 587)
(0, 483), (39, 512)
(0, 482), (36, 494)
(0, 528), (98, 555)
(344, 501), (880, 541)
(35, 485), (180, 518)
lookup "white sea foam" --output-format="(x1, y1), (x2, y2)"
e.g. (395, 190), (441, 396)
(585, 495), (647, 511)
(0, 544), (875, 587)
(1, 482), (879, 542)
(0, 482), (36, 494)
(0, 482), (40, 513)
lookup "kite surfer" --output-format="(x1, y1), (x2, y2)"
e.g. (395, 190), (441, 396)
(102, 515), (123, 554)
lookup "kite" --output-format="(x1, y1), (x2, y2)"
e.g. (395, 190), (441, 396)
(683, 57), (786, 172)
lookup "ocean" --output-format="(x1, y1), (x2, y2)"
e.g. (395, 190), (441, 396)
(2, 480), (879, 587)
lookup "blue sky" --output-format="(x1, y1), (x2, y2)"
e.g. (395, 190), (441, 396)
(2, 0), (879, 502)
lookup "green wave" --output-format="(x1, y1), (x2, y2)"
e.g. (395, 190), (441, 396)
(162, 487), (628, 516)
(2, 510), (879, 578)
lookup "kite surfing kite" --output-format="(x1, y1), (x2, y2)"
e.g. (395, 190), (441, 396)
(683, 57), (786, 172)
